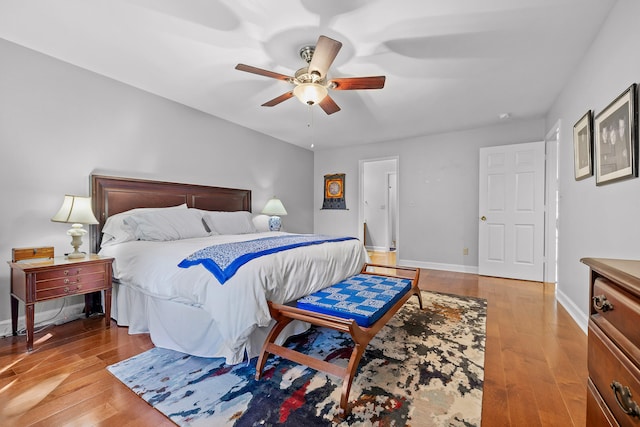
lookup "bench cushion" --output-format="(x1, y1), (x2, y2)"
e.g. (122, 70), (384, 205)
(296, 273), (412, 327)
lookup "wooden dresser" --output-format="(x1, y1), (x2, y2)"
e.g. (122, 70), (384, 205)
(582, 258), (640, 426)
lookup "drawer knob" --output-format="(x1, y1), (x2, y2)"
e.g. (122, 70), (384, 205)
(593, 295), (614, 312)
(611, 381), (640, 418)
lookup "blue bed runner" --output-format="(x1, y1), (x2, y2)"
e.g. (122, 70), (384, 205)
(296, 273), (412, 327)
(178, 234), (357, 284)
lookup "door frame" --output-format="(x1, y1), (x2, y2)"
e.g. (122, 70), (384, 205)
(387, 171), (397, 250)
(544, 120), (560, 284)
(359, 156), (399, 261)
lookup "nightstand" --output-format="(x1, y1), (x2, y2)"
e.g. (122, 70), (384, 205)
(9, 254), (114, 351)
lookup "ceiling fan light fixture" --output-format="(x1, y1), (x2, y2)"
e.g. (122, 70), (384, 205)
(293, 83), (328, 106)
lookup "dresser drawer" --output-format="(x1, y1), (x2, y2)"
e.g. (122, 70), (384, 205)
(589, 323), (640, 426)
(593, 277), (640, 364)
(34, 263), (105, 281)
(588, 378), (619, 426)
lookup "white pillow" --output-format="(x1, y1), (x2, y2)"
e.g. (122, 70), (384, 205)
(202, 211), (257, 235)
(252, 214), (271, 232)
(124, 209), (208, 241)
(101, 204), (187, 247)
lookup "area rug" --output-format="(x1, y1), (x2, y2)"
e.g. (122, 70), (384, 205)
(107, 291), (487, 426)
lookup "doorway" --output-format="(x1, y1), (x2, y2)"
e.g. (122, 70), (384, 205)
(360, 157), (399, 264)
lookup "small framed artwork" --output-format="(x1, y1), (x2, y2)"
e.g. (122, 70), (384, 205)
(321, 173), (347, 209)
(595, 83), (637, 185)
(573, 110), (593, 180)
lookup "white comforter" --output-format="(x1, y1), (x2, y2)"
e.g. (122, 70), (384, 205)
(99, 231), (367, 360)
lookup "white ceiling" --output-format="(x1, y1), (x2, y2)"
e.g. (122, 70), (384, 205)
(0, 0), (616, 150)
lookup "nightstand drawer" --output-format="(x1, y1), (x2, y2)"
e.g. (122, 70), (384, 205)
(35, 270), (105, 292)
(35, 263), (104, 281)
(36, 276), (106, 300)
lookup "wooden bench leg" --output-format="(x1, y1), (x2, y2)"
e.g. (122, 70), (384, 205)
(255, 315), (295, 380)
(414, 287), (424, 310)
(339, 342), (366, 417)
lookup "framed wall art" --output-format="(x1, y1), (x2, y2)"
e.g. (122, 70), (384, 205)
(573, 110), (593, 180)
(321, 173), (346, 209)
(594, 83), (637, 185)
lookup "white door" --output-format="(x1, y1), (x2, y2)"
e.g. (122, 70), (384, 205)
(478, 141), (545, 281)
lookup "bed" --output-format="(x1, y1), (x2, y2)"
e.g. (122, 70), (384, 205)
(90, 175), (367, 364)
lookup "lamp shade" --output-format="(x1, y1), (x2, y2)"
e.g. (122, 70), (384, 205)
(293, 83), (328, 105)
(51, 195), (99, 225)
(261, 197), (287, 216)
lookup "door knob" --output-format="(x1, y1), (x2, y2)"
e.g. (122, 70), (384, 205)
(480, 216), (487, 221)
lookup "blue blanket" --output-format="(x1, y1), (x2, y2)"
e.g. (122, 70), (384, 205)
(178, 234), (357, 284)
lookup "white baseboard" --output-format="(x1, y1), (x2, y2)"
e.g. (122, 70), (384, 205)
(365, 246), (389, 252)
(556, 288), (588, 334)
(400, 258), (588, 336)
(0, 302), (86, 338)
(397, 259), (479, 274)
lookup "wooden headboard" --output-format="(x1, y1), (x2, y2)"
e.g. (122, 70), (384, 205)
(90, 175), (251, 253)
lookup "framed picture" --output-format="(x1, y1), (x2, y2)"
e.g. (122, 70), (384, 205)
(321, 173), (347, 209)
(573, 110), (593, 180)
(595, 84), (637, 185)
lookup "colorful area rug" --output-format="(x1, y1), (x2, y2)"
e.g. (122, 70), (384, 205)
(107, 291), (487, 426)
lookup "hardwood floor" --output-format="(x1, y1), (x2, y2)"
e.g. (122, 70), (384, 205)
(0, 258), (587, 426)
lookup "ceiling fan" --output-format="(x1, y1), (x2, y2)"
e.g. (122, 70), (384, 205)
(235, 35), (386, 115)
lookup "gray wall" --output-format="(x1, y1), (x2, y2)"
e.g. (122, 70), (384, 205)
(548, 0), (640, 331)
(314, 119), (546, 272)
(0, 39), (313, 333)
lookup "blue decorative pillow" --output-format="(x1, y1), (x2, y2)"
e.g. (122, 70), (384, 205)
(296, 274), (412, 327)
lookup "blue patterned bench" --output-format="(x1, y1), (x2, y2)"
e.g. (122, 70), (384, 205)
(296, 273), (413, 327)
(255, 263), (423, 418)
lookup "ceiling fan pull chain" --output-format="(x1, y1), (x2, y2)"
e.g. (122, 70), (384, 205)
(308, 105), (316, 148)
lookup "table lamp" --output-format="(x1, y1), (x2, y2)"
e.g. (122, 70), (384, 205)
(51, 195), (99, 258)
(261, 197), (287, 231)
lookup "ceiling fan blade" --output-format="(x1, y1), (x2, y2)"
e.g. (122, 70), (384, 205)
(262, 91), (294, 107)
(330, 76), (386, 90)
(235, 64), (292, 81)
(308, 35), (342, 79)
(319, 95), (341, 115)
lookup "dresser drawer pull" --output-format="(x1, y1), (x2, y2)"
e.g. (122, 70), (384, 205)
(593, 295), (614, 312)
(611, 381), (640, 417)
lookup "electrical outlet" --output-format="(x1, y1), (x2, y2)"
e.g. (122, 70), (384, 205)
(463, 248), (469, 255)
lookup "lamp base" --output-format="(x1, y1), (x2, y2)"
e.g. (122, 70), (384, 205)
(67, 224), (87, 259)
(67, 249), (86, 259)
(268, 216), (282, 231)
